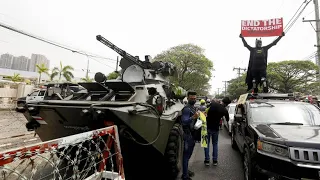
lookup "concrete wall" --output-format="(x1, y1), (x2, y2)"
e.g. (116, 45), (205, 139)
(0, 84), (34, 109)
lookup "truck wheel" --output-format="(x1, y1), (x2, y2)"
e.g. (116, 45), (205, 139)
(164, 123), (183, 180)
(231, 129), (238, 150)
(243, 147), (253, 180)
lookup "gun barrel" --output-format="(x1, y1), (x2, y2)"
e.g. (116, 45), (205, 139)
(96, 35), (144, 68)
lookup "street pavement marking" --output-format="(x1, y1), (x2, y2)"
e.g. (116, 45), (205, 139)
(0, 143), (12, 148)
(23, 138), (39, 143)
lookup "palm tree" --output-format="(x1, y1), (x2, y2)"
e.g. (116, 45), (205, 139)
(49, 70), (56, 81)
(81, 75), (93, 82)
(51, 61), (74, 82)
(10, 73), (21, 82)
(36, 63), (49, 84)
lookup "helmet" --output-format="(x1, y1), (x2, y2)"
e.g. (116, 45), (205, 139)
(200, 99), (206, 104)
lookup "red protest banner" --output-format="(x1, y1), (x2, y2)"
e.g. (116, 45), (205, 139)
(241, 18), (283, 37)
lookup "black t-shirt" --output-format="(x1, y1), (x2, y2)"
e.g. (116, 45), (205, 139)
(206, 102), (229, 131)
(252, 48), (266, 70)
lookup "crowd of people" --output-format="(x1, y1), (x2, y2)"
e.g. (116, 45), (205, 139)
(181, 91), (231, 180)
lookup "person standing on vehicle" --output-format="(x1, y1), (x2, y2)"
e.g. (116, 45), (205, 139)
(204, 97), (231, 166)
(240, 32), (285, 93)
(181, 91), (199, 180)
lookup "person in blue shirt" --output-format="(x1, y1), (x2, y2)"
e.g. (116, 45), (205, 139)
(181, 91), (199, 180)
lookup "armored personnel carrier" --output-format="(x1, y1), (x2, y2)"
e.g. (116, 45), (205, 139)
(25, 35), (187, 180)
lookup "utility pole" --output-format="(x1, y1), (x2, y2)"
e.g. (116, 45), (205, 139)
(84, 54), (90, 78)
(217, 88), (220, 97)
(233, 67), (246, 78)
(116, 56), (119, 72)
(86, 59), (89, 77)
(303, 0), (320, 78)
(222, 81), (229, 97)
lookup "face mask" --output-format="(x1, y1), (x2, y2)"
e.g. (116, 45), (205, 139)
(188, 100), (196, 105)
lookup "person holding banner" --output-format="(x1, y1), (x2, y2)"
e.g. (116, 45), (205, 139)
(239, 32), (285, 93)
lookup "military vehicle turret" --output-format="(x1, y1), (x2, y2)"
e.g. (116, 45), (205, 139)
(25, 35), (187, 180)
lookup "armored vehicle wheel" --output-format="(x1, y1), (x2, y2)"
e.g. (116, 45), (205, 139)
(164, 123), (183, 179)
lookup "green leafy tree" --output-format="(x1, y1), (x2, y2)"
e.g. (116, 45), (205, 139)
(9, 73), (21, 82)
(227, 60), (318, 97)
(267, 60), (317, 93)
(51, 61), (74, 82)
(227, 73), (248, 100)
(153, 44), (214, 95)
(107, 71), (120, 80)
(81, 75), (94, 82)
(215, 94), (225, 99)
(36, 63), (49, 84)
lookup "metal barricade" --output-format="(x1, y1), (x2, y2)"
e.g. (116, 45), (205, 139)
(0, 125), (125, 180)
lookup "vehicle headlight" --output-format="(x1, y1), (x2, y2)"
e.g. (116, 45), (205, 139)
(257, 140), (289, 157)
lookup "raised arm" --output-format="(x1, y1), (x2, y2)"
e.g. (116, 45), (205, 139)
(266, 32), (285, 49)
(239, 34), (253, 51)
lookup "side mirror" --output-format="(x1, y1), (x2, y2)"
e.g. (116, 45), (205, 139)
(27, 94), (31, 96)
(234, 114), (244, 122)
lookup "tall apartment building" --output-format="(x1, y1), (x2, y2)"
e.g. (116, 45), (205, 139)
(0, 53), (14, 69)
(28, 54), (50, 72)
(12, 56), (29, 71)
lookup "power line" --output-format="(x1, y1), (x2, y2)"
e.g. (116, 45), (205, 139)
(0, 21), (117, 62)
(89, 56), (116, 70)
(285, 0), (312, 33)
(284, 1), (306, 30)
(303, 51), (317, 60)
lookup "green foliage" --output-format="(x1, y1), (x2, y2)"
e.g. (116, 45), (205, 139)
(153, 44), (213, 95)
(36, 63), (49, 84)
(10, 73), (21, 82)
(81, 75), (94, 82)
(227, 73), (247, 100)
(227, 60), (319, 99)
(51, 61), (74, 82)
(107, 71), (120, 80)
(267, 60), (317, 93)
(303, 82), (320, 95)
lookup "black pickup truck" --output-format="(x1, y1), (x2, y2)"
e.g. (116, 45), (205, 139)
(231, 93), (320, 180)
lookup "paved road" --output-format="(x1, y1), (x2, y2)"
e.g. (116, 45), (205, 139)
(0, 111), (41, 152)
(189, 126), (244, 180)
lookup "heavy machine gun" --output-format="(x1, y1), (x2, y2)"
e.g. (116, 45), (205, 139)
(96, 35), (176, 79)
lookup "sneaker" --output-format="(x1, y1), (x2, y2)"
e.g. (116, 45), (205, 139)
(188, 170), (195, 177)
(213, 160), (218, 166)
(204, 160), (210, 166)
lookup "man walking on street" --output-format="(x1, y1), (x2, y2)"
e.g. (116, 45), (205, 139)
(204, 97), (231, 166)
(181, 91), (199, 180)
